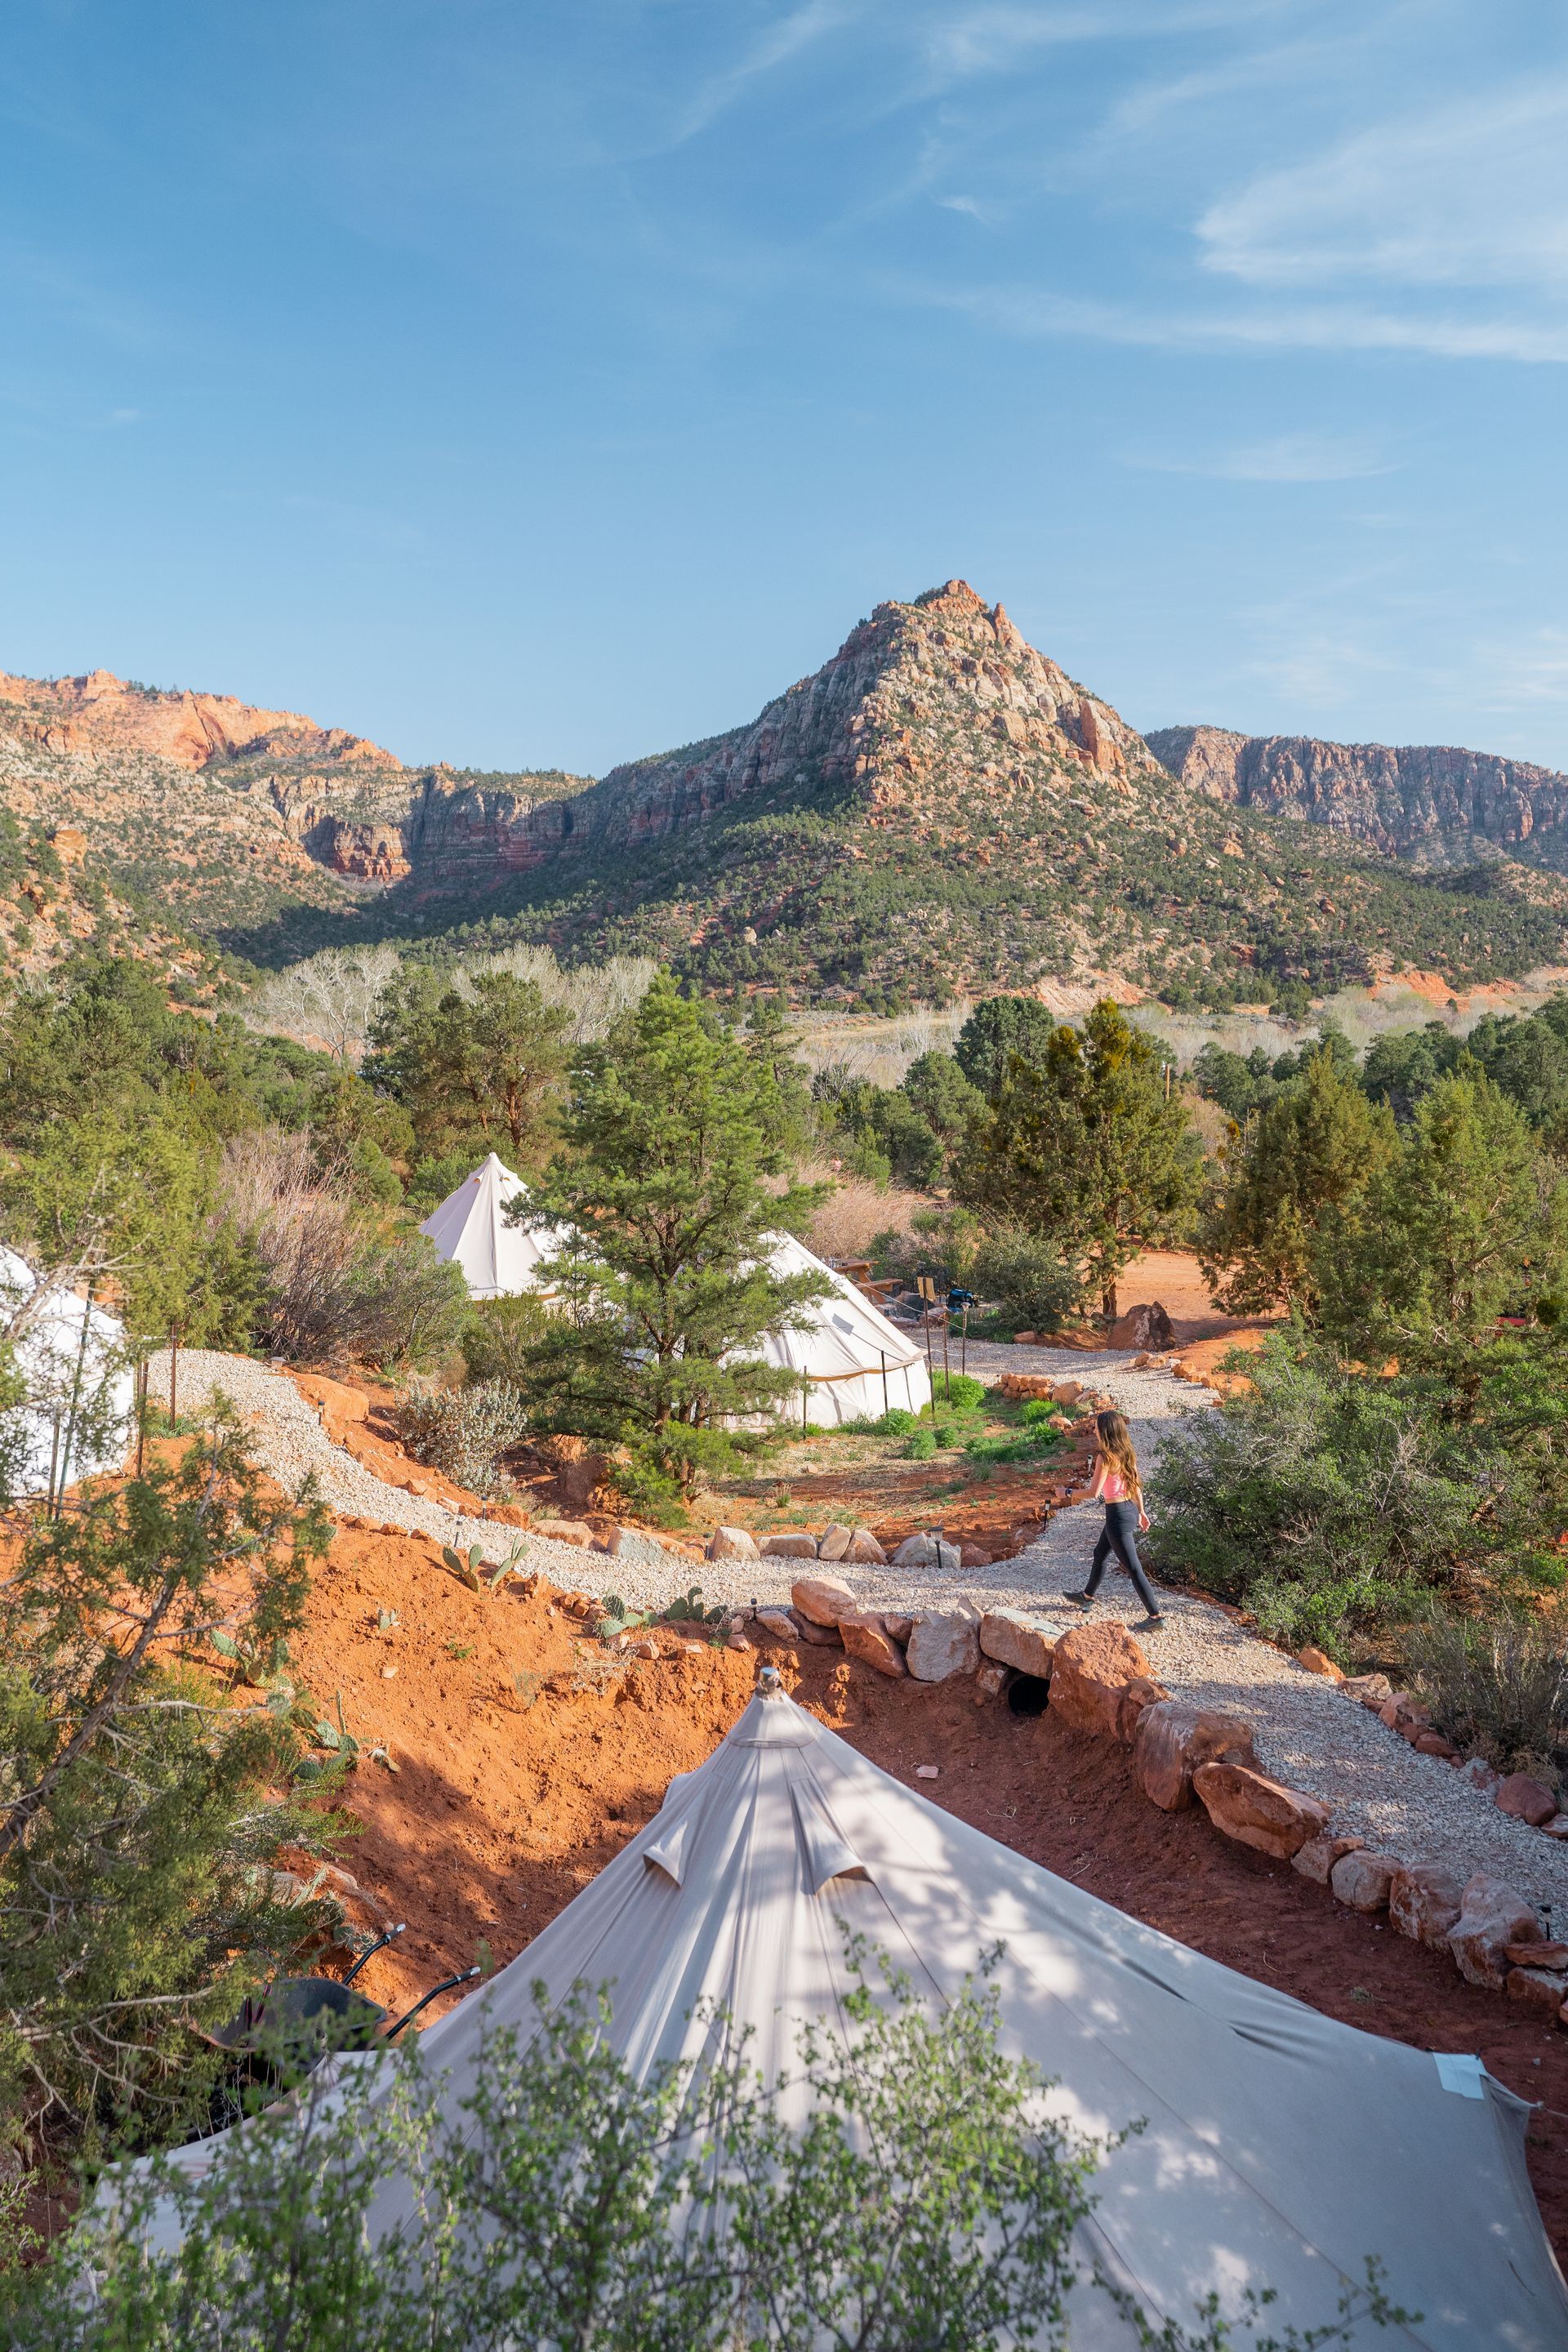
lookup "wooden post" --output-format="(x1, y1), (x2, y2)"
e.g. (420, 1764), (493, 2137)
(880, 1351), (889, 1414)
(942, 1313), (951, 1400)
(961, 1302), (969, 1378)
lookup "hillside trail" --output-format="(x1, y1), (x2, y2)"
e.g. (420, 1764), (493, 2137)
(147, 1327), (1568, 1913)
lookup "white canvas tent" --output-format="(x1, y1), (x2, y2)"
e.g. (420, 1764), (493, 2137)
(0, 1244), (133, 1496)
(760, 1232), (931, 1424)
(417, 1153), (564, 1301)
(418, 1169), (929, 1426)
(151, 1680), (1568, 2345)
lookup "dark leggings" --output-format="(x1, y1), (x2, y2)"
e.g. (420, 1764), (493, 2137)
(1085, 1501), (1160, 1615)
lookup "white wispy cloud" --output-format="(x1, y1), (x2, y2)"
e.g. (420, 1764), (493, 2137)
(902, 275), (1568, 363)
(1196, 82), (1568, 293)
(1127, 430), (1391, 482)
(668, 0), (855, 143)
(1477, 629), (1568, 709)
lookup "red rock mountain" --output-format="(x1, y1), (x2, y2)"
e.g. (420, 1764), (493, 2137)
(3, 585), (1566, 1003)
(1147, 725), (1568, 871)
(0, 666), (400, 771)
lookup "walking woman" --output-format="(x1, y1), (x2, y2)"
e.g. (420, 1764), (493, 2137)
(1065, 1409), (1164, 1631)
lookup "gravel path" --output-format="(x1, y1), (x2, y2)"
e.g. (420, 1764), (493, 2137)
(145, 1351), (632, 1588)
(152, 1346), (1568, 1913)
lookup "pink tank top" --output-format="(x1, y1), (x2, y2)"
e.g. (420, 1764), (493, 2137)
(1099, 1459), (1133, 1502)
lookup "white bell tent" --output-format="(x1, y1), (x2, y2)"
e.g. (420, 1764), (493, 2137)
(419, 1164), (929, 1426)
(760, 1232), (931, 1425)
(145, 1679), (1568, 2345)
(0, 1244), (134, 1496)
(417, 1153), (564, 1301)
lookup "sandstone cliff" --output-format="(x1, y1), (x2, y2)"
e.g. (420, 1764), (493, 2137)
(1146, 725), (1568, 870)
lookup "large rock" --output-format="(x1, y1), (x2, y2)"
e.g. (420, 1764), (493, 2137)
(787, 1608), (842, 1648)
(1132, 1701), (1258, 1812)
(839, 1610), (907, 1678)
(844, 1526), (887, 1565)
(1388, 1862), (1467, 1949)
(1116, 1674), (1170, 1744)
(762, 1532), (819, 1559)
(1292, 1835), (1364, 1885)
(1340, 1673), (1392, 1707)
(708, 1526), (760, 1561)
(906, 1606), (982, 1682)
(1047, 1623), (1151, 1741)
(978, 1610), (1056, 1679)
(1508, 1967), (1568, 2020)
(754, 1608), (799, 1644)
(1330, 1850), (1397, 1913)
(817, 1523), (853, 1561)
(1447, 1874), (1542, 1990)
(892, 1530), (960, 1574)
(1294, 1646), (1343, 1682)
(791, 1575), (860, 1627)
(532, 1518), (594, 1548)
(1191, 1763), (1330, 1860)
(1496, 1772), (1559, 1828)
(1107, 1300), (1175, 1352)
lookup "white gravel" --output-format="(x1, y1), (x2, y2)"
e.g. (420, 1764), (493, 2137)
(144, 1350), (641, 1588)
(151, 1344), (1568, 1917)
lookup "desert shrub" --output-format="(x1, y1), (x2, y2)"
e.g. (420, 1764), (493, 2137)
(904, 1427), (937, 1460)
(1401, 1606), (1568, 1784)
(970, 1226), (1080, 1333)
(395, 1379), (529, 1498)
(867, 1204), (981, 1290)
(0, 1421), (335, 2144)
(927, 1371), (987, 1414)
(1019, 1397), (1059, 1429)
(1144, 1336), (1483, 1655)
(220, 1132), (467, 1367)
(460, 1292), (552, 1386)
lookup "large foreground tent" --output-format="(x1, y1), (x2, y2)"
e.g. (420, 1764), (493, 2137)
(150, 1681), (1566, 2346)
(417, 1152), (564, 1300)
(0, 1243), (133, 1496)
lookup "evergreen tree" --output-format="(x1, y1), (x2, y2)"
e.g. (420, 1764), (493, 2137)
(0, 1420), (334, 2136)
(960, 1000), (1199, 1321)
(1316, 1071), (1568, 1378)
(1198, 1048), (1396, 1319)
(365, 966), (570, 1167)
(953, 995), (1057, 1097)
(517, 976), (826, 1497)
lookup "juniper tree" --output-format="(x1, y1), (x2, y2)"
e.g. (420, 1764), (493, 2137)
(515, 975), (826, 1499)
(961, 1000), (1199, 1321)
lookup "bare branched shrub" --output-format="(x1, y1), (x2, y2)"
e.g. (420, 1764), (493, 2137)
(243, 945), (402, 1064)
(798, 1163), (926, 1263)
(395, 1379), (530, 1497)
(1402, 1606), (1568, 1785)
(218, 1132), (465, 1366)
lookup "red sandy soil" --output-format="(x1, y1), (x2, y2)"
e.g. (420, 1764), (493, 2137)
(275, 1539), (1568, 2261)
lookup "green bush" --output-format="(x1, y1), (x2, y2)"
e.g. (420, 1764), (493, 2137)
(928, 1371), (987, 1414)
(460, 1293), (552, 1385)
(1018, 1397), (1059, 1429)
(904, 1427), (937, 1461)
(875, 1406), (918, 1435)
(1143, 1335), (1485, 1655)
(970, 1227), (1080, 1334)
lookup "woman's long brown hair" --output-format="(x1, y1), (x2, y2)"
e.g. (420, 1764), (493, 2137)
(1095, 1409), (1140, 1497)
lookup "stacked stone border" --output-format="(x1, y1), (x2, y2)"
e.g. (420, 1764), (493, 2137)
(709, 1526), (1568, 2033)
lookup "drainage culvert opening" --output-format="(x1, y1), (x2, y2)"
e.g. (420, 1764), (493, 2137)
(1007, 1673), (1050, 1718)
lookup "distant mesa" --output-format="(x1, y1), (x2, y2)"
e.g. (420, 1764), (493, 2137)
(1146, 724), (1568, 867)
(0, 665), (402, 773)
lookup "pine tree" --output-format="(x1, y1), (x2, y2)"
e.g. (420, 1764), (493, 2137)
(960, 1000), (1198, 1321)
(1198, 1047), (1396, 1319)
(365, 967), (569, 1166)
(517, 977), (826, 1497)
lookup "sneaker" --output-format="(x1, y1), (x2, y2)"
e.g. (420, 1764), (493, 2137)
(1133, 1613), (1165, 1631)
(1062, 1590), (1094, 1610)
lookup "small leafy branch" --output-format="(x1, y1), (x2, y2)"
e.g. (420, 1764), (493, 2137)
(299, 1690), (398, 1778)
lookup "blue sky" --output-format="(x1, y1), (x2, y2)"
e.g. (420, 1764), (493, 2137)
(3, 2), (1566, 776)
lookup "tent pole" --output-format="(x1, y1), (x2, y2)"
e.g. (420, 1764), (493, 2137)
(46, 1410), (61, 1516)
(56, 1276), (97, 1517)
(880, 1351), (888, 1414)
(961, 1303), (969, 1378)
(942, 1313), (951, 1401)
